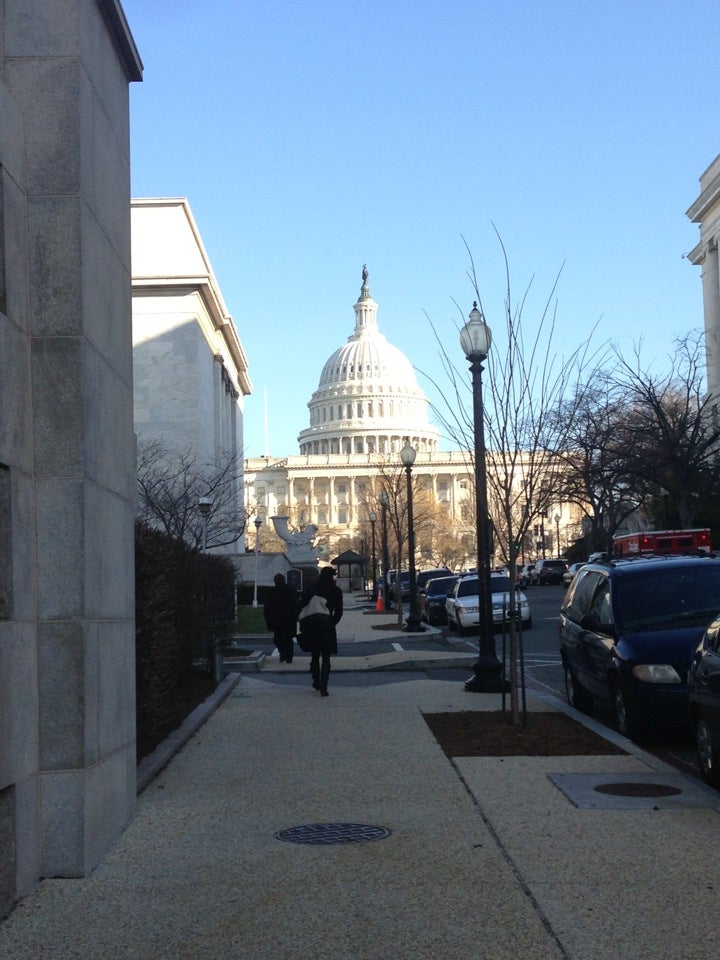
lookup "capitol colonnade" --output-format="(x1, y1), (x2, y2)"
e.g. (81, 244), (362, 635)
(245, 450), (472, 531)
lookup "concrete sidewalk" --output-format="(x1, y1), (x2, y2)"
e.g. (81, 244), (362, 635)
(3, 597), (720, 959)
(238, 592), (480, 673)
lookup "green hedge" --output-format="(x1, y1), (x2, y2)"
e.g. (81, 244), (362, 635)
(135, 521), (235, 757)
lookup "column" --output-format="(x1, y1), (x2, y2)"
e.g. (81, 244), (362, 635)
(704, 241), (720, 399)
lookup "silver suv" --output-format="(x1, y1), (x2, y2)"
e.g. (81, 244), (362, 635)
(533, 558), (567, 585)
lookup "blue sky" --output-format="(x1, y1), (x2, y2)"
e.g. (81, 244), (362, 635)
(122, 0), (719, 458)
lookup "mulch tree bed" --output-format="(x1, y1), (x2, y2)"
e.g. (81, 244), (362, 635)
(423, 710), (628, 758)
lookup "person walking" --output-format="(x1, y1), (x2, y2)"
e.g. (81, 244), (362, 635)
(263, 573), (299, 663)
(298, 566), (343, 696)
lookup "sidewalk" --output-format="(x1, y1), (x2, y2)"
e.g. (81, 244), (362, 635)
(2, 597), (720, 959)
(236, 592), (479, 673)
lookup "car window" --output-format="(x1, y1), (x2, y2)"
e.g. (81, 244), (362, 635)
(428, 577), (457, 594)
(561, 569), (606, 622)
(457, 578), (479, 597)
(490, 577), (511, 593)
(588, 580), (612, 626)
(614, 565), (720, 632)
(704, 618), (720, 652)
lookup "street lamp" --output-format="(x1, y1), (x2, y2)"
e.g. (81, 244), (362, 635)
(400, 442), (424, 633)
(198, 496), (213, 552)
(198, 496), (223, 681)
(554, 513), (561, 558)
(369, 511), (377, 598)
(659, 487), (670, 527)
(379, 489), (390, 605)
(460, 302), (507, 692)
(252, 516), (262, 608)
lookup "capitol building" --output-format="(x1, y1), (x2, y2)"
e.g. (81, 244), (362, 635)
(244, 269), (579, 567)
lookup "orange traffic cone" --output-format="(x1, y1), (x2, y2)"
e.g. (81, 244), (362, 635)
(375, 585), (384, 612)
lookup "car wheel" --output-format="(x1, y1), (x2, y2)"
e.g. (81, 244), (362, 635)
(522, 617), (532, 630)
(612, 681), (646, 741)
(695, 718), (720, 788)
(564, 663), (592, 714)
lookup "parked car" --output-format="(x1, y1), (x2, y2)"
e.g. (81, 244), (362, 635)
(559, 555), (720, 741)
(533, 558), (567, 585)
(562, 562), (586, 589)
(418, 575), (459, 626)
(518, 564), (535, 588)
(416, 567), (453, 592)
(689, 615), (720, 787)
(382, 570), (410, 607)
(446, 573), (531, 633)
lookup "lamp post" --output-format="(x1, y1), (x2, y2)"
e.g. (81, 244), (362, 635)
(554, 513), (561, 558)
(369, 511), (377, 597)
(659, 487), (670, 527)
(198, 496), (223, 681)
(460, 302), (507, 692)
(252, 516), (262, 608)
(198, 496), (213, 552)
(379, 489), (390, 601)
(400, 442), (424, 633)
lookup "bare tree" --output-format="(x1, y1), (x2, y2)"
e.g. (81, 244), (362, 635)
(555, 374), (649, 555)
(137, 440), (247, 549)
(611, 331), (720, 528)
(422, 235), (606, 722)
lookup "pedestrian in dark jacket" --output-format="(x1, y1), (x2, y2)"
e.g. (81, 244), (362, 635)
(299, 566), (343, 696)
(263, 573), (299, 663)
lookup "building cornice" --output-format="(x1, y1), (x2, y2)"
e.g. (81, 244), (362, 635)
(687, 168), (720, 223)
(99, 0), (143, 82)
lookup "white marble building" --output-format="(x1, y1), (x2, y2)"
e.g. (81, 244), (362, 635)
(297, 267), (441, 457)
(245, 270), (580, 565)
(131, 198), (252, 549)
(687, 153), (720, 403)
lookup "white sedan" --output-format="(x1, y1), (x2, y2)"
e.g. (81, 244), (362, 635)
(446, 574), (532, 633)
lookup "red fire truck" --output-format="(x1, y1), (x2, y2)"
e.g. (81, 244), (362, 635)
(612, 528), (713, 557)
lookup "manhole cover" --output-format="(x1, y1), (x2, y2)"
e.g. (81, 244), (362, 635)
(594, 781), (682, 798)
(275, 823), (392, 845)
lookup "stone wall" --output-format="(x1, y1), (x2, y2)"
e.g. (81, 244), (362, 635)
(0, 0), (142, 911)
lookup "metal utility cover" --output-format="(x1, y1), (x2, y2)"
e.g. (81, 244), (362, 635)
(548, 772), (720, 811)
(275, 823), (392, 845)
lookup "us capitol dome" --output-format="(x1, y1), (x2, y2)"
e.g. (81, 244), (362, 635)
(297, 266), (441, 456)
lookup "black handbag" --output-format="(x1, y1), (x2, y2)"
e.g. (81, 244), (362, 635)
(295, 631), (314, 653)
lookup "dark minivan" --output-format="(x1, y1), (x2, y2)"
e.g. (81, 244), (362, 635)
(559, 556), (720, 741)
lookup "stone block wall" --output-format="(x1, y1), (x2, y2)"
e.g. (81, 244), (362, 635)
(0, 0), (142, 911)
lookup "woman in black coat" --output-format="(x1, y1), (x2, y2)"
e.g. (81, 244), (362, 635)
(299, 566), (343, 696)
(263, 573), (299, 663)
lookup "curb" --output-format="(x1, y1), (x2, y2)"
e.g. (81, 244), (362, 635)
(136, 672), (243, 793)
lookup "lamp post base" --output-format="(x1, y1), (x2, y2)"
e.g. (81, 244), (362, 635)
(404, 612), (426, 633)
(464, 640), (510, 693)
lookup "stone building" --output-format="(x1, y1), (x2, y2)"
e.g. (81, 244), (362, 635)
(0, 1), (142, 912)
(131, 198), (252, 551)
(687, 153), (720, 404)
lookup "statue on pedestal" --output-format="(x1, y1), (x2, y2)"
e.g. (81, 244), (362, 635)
(271, 516), (321, 564)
